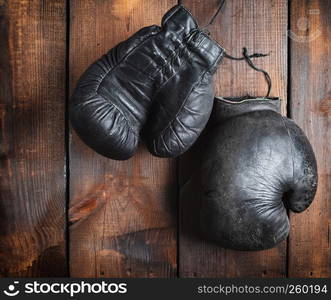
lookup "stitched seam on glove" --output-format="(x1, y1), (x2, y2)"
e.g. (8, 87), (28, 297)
(150, 36), (224, 105)
(217, 98), (279, 104)
(170, 124), (186, 148)
(150, 30), (217, 98)
(160, 134), (171, 154)
(151, 31), (225, 87)
(199, 31), (225, 53)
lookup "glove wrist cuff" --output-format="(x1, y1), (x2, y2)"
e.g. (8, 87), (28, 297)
(211, 96), (281, 123)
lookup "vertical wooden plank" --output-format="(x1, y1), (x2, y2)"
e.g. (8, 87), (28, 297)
(289, 0), (331, 277)
(0, 0), (67, 276)
(69, 0), (177, 277)
(179, 0), (288, 277)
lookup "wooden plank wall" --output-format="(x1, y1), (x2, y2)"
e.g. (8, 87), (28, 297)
(288, 0), (331, 277)
(0, 0), (67, 276)
(0, 0), (330, 278)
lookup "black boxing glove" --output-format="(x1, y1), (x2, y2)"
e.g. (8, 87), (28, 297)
(70, 4), (224, 160)
(181, 47), (318, 250)
(143, 5), (224, 158)
(197, 96), (318, 250)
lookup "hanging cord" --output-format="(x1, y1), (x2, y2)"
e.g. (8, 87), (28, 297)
(200, 0), (226, 35)
(242, 47), (272, 98)
(205, 0), (226, 28)
(224, 48), (272, 98)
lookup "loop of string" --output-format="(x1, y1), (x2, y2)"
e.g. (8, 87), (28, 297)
(224, 48), (272, 98)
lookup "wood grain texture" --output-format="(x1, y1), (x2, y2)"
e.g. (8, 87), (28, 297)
(179, 0), (288, 278)
(288, 0), (331, 278)
(69, 0), (178, 278)
(0, 0), (67, 276)
(0, 0), (329, 278)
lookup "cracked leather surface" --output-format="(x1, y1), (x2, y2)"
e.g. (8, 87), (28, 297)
(70, 5), (224, 160)
(183, 97), (318, 250)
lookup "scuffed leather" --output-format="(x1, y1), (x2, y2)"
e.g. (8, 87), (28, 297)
(183, 97), (318, 250)
(70, 5), (224, 160)
(144, 6), (224, 158)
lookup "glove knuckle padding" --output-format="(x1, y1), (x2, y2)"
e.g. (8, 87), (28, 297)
(70, 5), (224, 160)
(70, 25), (161, 160)
(195, 97), (317, 250)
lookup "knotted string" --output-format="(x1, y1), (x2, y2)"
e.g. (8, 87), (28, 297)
(224, 48), (272, 98)
(201, 0), (226, 35)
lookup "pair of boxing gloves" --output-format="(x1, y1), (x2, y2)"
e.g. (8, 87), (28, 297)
(70, 5), (318, 251)
(70, 5), (222, 160)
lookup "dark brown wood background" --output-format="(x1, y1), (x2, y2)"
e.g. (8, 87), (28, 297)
(0, 0), (330, 278)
